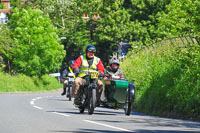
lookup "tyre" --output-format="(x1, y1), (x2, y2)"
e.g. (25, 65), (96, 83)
(68, 86), (72, 101)
(124, 102), (132, 116)
(88, 89), (96, 115)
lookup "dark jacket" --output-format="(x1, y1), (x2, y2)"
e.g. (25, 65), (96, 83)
(62, 68), (70, 78)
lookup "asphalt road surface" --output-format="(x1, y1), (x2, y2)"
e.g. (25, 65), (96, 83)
(0, 91), (200, 133)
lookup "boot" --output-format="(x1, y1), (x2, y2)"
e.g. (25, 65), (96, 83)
(61, 88), (66, 96)
(74, 97), (82, 107)
(96, 90), (102, 107)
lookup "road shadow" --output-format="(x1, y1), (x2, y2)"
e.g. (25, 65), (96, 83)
(49, 129), (200, 133)
(46, 108), (123, 116)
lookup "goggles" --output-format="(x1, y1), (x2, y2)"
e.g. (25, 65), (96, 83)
(87, 47), (96, 52)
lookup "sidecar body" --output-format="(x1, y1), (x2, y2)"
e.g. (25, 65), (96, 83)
(102, 79), (135, 115)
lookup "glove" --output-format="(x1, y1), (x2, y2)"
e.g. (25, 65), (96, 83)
(73, 67), (79, 73)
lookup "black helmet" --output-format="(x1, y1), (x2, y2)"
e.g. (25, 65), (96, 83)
(86, 45), (96, 53)
(69, 59), (75, 65)
(109, 58), (120, 72)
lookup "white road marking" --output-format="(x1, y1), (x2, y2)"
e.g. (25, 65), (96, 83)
(84, 119), (132, 132)
(30, 97), (43, 110)
(33, 105), (43, 110)
(30, 101), (34, 105)
(36, 97), (42, 100)
(30, 96), (71, 117)
(52, 112), (70, 117)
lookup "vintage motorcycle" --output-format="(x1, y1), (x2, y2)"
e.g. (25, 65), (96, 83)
(66, 73), (75, 101)
(77, 70), (102, 115)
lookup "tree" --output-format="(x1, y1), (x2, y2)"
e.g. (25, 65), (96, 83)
(25, 0), (136, 64)
(0, 24), (13, 72)
(0, 2), (6, 9)
(155, 0), (200, 38)
(8, 8), (65, 76)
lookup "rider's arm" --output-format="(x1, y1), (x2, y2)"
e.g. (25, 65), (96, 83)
(62, 69), (68, 79)
(97, 59), (104, 74)
(119, 69), (125, 79)
(72, 57), (82, 70)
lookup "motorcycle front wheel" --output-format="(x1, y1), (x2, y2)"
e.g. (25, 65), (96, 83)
(67, 86), (72, 101)
(88, 88), (96, 115)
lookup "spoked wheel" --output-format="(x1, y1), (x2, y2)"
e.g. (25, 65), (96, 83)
(88, 89), (96, 115)
(124, 101), (132, 116)
(67, 86), (72, 101)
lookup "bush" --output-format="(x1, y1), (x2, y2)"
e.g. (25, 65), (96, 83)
(121, 41), (200, 120)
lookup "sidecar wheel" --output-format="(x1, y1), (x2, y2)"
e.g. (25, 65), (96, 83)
(124, 102), (132, 116)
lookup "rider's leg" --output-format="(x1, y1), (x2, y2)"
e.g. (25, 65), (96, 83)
(100, 84), (107, 103)
(61, 80), (68, 96)
(72, 77), (83, 105)
(96, 80), (103, 106)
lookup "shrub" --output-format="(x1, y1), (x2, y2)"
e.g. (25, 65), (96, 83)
(121, 40), (200, 120)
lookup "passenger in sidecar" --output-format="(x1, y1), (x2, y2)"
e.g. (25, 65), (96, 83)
(101, 58), (135, 115)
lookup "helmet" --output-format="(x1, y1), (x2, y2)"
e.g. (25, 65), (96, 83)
(86, 45), (96, 53)
(109, 58), (120, 72)
(69, 59), (75, 66)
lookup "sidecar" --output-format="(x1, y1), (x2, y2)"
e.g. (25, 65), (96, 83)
(102, 78), (135, 115)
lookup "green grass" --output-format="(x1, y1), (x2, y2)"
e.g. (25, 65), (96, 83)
(121, 38), (200, 121)
(0, 72), (62, 92)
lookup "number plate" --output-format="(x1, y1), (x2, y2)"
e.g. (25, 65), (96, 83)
(68, 73), (74, 76)
(69, 78), (74, 81)
(91, 72), (99, 79)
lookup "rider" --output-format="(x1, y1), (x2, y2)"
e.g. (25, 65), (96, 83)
(61, 59), (75, 96)
(72, 45), (104, 106)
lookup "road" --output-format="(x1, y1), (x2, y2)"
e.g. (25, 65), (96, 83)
(0, 92), (200, 133)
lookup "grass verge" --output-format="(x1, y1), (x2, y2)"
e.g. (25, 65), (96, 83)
(0, 72), (62, 92)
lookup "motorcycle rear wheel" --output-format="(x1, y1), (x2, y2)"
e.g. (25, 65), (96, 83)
(124, 102), (132, 116)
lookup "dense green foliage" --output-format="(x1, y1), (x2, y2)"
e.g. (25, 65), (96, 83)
(0, 2), (6, 9)
(8, 8), (65, 76)
(0, 72), (61, 92)
(0, 24), (13, 72)
(22, 0), (200, 67)
(121, 40), (200, 120)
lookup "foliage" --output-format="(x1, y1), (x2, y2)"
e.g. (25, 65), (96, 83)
(25, 0), (136, 65)
(8, 8), (65, 76)
(121, 40), (200, 120)
(155, 0), (200, 38)
(18, 0), (200, 66)
(0, 2), (6, 9)
(0, 72), (61, 92)
(0, 24), (13, 73)
(23, 0), (200, 68)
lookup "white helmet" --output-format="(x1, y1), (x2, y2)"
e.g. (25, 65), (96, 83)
(109, 58), (120, 72)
